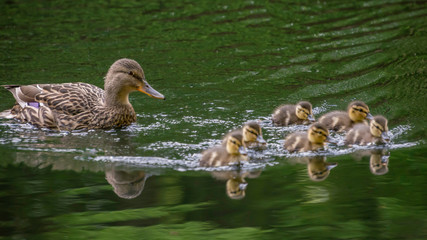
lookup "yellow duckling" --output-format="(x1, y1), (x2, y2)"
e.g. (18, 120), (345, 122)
(222, 121), (266, 149)
(345, 115), (390, 145)
(307, 156), (337, 181)
(200, 132), (248, 167)
(1, 58), (165, 131)
(318, 101), (373, 132)
(272, 101), (315, 126)
(284, 123), (331, 152)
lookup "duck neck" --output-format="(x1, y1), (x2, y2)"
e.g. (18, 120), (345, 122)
(104, 85), (133, 108)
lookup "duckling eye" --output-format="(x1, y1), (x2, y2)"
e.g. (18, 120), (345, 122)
(248, 130), (258, 136)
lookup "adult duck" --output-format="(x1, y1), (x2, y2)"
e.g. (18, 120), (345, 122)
(1, 58), (165, 131)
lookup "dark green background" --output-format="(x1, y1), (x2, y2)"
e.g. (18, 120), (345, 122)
(0, 0), (426, 239)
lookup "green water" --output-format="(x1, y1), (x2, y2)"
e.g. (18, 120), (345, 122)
(0, 0), (426, 239)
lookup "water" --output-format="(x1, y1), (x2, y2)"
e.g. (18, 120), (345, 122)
(1, 0), (426, 239)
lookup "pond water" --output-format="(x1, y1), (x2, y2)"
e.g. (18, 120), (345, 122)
(0, 0), (426, 239)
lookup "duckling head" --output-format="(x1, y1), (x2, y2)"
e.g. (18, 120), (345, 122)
(308, 123), (330, 145)
(370, 150), (390, 175)
(347, 101), (373, 122)
(226, 177), (247, 200)
(370, 115), (390, 142)
(242, 121), (266, 145)
(296, 101), (315, 122)
(307, 156), (337, 182)
(104, 58), (165, 106)
(226, 132), (248, 156)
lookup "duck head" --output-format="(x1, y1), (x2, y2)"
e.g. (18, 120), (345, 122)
(296, 101), (315, 122)
(348, 101), (373, 122)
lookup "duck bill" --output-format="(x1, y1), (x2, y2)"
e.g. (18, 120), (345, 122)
(326, 163), (338, 171)
(138, 81), (165, 100)
(239, 182), (248, 191)
(239, 146), (248, 156)
(381, 131), (390, 142)
(307, 114), (315, 122)
(326, 136), (337, 144)
(366, 112), (374, 120)
(256, 135), (267, 145)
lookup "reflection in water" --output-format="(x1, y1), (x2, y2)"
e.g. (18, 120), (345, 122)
(105, 164), (149, 199)
(210, 170), (262, 200)
(369, 149), (390, 176)
(307, 157), (338, 182)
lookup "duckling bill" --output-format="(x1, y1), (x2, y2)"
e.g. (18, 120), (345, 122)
(272, 101), (315, 126)
(284, 123), (331, 152)
(1, 58), (165, 131)
(200, 132), (248, 167)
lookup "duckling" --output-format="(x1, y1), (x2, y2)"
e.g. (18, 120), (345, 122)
(318, 101), (373, 132)
(210, 169), (261, 200)
(345, 115), (390, 145)
(272, 101), (315, 126)
(369, 149), (390, 175)
(1, 58), (165, 131)
(200, 132), (248, 167)
(222, 121), (266, 149)
(105, 167), (148, 199)
(307, 156), (337, 182)
(284, 123), (331, 152)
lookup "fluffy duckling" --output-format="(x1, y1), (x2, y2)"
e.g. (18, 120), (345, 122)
(307, 156), (338, 181)
(345, 115), (390, 145)
(318, 101), (373, 132)
(284, 123), (331, 153)
(200, 132), (248, 167)
(272, 101), (315, 126)
(211, 170), (261, 200)
(1, 58), (165, 131)
(105, 167), (148, 199)
(221, 121), (266, 149)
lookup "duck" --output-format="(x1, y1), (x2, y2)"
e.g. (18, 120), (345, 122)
(221, 121), (266, 149)
(345, 115), (390, 145)
(272, 101), (315, 126)
(0, 58), (165, 131)
(210, 169), (261, 200)
(318, 101), (373, 132)
(307, 156), (338, 181)
(284, 123), (331, 153)
(200, 132), (248, 167)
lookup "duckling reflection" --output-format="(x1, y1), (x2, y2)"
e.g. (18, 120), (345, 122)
(210, 170), (262, 200)
(318, 101), (373, 132)
(369, 149), (390, 175)
(105, 164), (149, 199)
(272, 101), (315, 126)
(307, 156), (338, 182)
(222, 121), (267, 149)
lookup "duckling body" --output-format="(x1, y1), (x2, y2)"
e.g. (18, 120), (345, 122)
(272, 101), (314, 126)
(1, 58), (165, 131)
(318, 101), (373, 132)
(221, 121), (266, 149)
(201, 132), (248, 167)
(284, 123), (330, 152)
(345, 115), (390, 145)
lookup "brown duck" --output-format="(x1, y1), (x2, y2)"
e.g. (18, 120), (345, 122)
(1, 58), (165, 131)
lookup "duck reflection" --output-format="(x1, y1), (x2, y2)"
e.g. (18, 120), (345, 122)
(369, 149), (390, 175)
(307, 156), (338, 182)
(105, 164), (149, 199)
(210, 170), (262, 200)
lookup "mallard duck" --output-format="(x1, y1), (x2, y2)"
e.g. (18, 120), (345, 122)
(345, 115), (390, 145)
(369, 149), (389, 175)
(221, 121), (266, 149)
(307, 156), (337, 181)
(284, 123), (331, 152)
(200, 132), (248, 167)
(318, 101), (373, 132)
(0, 58), (165, 131)
(272, 101), (315, 126)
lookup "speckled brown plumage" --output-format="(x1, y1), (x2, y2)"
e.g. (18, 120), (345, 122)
(1, 58), (165, 131)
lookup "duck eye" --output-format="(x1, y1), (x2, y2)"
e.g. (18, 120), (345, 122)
(248, 130), (257, 136)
